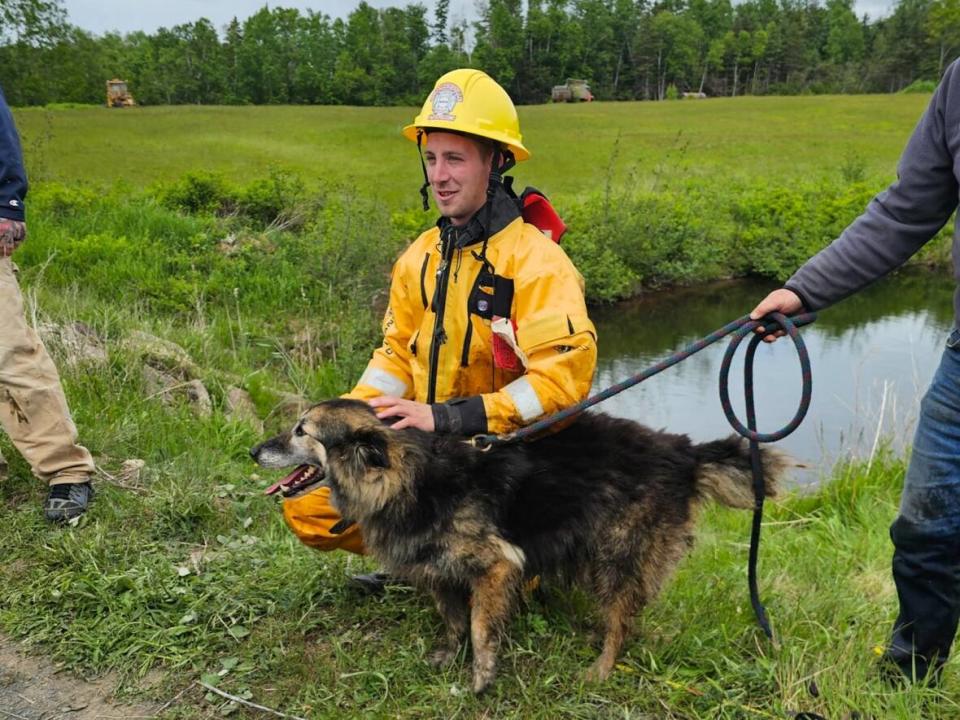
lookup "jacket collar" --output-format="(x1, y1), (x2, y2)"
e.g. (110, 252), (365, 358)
(437, 184), (520, 248)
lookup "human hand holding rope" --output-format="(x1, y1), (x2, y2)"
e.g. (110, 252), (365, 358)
(750, 288), (804, 342)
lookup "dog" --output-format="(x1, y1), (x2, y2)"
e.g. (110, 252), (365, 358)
(251, 399), (785, 693)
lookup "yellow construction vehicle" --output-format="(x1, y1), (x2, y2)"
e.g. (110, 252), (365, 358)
(106, 79), (135, 108)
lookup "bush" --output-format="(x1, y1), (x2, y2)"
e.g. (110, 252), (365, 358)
(31, 182), (100, 219)
(236, 167), (307, 227)
(900, 79), (937, 94)
(155, 171), (237, 215)
(563, 230), (637, 302)
(565, 184), (733, 300)
(556, 175), (942, 301)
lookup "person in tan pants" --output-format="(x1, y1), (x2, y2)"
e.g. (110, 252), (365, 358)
(1, 84), (95, 522)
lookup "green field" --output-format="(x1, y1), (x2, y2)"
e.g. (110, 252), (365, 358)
(13, 94), (929, 208)
(1, 95), (957, 718)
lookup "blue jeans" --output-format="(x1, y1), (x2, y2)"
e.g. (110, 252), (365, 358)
(887, 329), (960, 680)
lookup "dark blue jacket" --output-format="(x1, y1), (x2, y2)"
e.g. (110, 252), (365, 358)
(0, 84), (27, 222)
(787, 58), (960, 325)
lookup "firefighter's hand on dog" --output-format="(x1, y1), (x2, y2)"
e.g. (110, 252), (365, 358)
(0, 219), (25, 257)
(749, 288), (804, 343)
(368, 396), (436, 431)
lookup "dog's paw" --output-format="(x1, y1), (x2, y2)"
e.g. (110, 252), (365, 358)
(583, 659), (613, 683)
(428, 646), (458, 668)
(471, 657), (497, 694)
(471, 671), (495, 695)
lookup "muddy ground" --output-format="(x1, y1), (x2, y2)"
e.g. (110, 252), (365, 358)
(0, 634), (161, 719)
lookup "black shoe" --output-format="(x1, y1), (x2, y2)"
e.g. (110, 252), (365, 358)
(44, 481), (94, 523)
(347, 572), (403, 596)
(877, 649), (944, 687)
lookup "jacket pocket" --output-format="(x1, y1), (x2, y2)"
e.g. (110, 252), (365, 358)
(518, 313), (595, 355)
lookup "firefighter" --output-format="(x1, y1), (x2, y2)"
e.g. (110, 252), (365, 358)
(281, 69), (598, 589)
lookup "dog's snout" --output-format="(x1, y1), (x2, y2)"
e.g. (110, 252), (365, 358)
(249, 442), (263, 461)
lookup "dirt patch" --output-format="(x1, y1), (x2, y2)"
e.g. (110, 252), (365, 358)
(0, 634), (161, 719)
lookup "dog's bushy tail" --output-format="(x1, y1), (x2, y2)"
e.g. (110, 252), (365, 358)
(693, 436), (785, 509)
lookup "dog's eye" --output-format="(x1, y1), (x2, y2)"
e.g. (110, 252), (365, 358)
(294, 425), (305, 437)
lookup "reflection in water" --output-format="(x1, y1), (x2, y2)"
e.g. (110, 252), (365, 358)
(590, 270), (955, 483)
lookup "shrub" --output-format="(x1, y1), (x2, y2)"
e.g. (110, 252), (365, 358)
(155, 171), (237, 215)
(563, 230), (638, 303)
(31, 182), (100, 219)
(900, 79), (937, 94)
(236, 167), (307, 227)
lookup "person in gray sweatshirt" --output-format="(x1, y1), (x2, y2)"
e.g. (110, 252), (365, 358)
(750, 58), (960, 683)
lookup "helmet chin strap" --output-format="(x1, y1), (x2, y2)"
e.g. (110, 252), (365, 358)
(489, 147), (516, 191)
(416, 130), (431, 211)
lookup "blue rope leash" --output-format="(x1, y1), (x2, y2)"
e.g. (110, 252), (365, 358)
(473, 311), (817, 638)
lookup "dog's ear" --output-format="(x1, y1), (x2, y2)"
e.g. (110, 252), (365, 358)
(351, 430), (390, 471)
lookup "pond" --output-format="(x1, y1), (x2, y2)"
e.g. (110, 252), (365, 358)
(590, 268), (955, 484)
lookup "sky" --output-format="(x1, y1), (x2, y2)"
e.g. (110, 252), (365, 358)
(62, 0), (898, 37)
(62, 1), (473, 35)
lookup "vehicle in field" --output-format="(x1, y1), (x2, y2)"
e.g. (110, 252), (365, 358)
(106, 79), (135, 108)
(551, 79), (594, 102)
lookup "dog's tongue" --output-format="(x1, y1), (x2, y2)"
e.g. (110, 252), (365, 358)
(264, 465), (311, 496)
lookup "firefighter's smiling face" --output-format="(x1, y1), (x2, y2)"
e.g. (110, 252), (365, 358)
(424, 132), (491, 227)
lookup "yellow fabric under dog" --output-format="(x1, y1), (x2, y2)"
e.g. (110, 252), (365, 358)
(282, 485), (366, 554)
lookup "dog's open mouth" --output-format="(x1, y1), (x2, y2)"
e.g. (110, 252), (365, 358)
(264, 465), (325, 497)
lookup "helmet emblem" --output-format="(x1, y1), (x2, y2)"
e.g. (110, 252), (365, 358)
(428, 82), (463, 121)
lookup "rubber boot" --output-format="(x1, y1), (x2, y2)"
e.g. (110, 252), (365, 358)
(883, 517), (960, 683)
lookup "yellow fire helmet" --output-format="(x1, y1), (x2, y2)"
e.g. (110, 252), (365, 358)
(402, 68), (531, 161)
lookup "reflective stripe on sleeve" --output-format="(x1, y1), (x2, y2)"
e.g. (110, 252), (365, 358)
(504, 377), (545, 422)
(357, 366), (408, 397)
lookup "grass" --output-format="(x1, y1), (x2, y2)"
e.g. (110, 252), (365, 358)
(2, 412), (954, 717)
(0, 94), (955, 717)
(13, 94), (929, 207)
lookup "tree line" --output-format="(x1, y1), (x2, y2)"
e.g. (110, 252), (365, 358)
(2, 0), (959, 106)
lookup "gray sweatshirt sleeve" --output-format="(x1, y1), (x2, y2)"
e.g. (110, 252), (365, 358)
(785, 62), (960, 311)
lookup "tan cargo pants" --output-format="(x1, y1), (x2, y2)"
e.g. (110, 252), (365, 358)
(0, 258), (94, 485)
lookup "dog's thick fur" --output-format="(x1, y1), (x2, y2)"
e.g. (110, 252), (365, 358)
(251, 399), (785, 693)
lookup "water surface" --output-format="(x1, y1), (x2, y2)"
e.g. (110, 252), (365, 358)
(590, 270), (955, 483)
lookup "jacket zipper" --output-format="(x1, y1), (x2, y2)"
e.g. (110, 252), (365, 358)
(426, 228), (456, 404)
(419, 253), (429, 308)
(460, 315), (473, 367)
